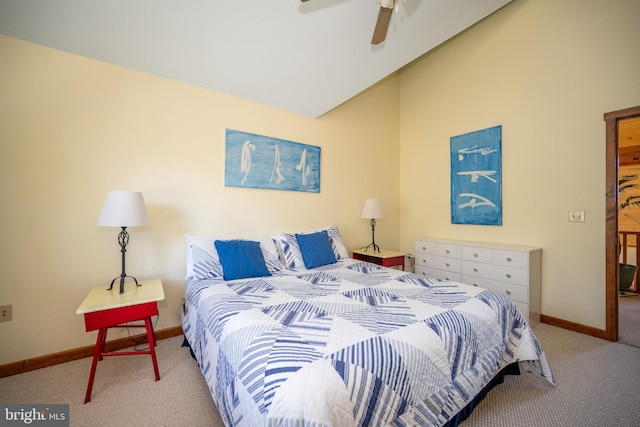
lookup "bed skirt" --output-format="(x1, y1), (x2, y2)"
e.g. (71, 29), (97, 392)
(442, 362), (520, 427)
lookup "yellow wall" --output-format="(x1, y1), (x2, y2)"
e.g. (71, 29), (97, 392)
(0, 35), (400, 364)
(399, 0), (640, 329)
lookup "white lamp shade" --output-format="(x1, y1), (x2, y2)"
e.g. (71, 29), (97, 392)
(361, 198), (384, 219)
(97, 190), (150, 227)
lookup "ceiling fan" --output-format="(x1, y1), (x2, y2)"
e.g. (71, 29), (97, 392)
(371, 0), (397, 45)
(301, 0), (397, 45)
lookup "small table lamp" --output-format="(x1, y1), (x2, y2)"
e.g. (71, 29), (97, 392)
(97, 190), (150, 294)
(361, 198), (384, 253)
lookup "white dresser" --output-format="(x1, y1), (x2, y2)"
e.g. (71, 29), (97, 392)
(415, 238), (541, 325)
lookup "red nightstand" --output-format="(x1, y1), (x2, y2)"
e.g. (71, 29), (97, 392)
(76, 279), (165, 403)
(352, 249), (406, 270)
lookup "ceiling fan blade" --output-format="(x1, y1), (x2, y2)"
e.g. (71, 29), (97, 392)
(371, 5), (394, 45)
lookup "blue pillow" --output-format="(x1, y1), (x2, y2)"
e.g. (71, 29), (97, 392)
(214, 240), (272, 280)
(295, 231), (337, 269)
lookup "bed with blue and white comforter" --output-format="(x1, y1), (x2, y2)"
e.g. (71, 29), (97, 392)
(181, 258), (554, 426)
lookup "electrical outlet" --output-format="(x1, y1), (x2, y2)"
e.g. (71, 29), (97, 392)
(0, 305), (12, 322)
(569, 210), (585, 222)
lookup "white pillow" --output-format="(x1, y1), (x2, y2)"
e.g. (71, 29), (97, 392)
(258, 236), (285, 274)
(185, 234), (222, 280)
(278, 225), (348, 270)
(185, 234), (284, 280)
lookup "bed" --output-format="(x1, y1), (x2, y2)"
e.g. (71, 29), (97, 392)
(181, 226), (555, 426)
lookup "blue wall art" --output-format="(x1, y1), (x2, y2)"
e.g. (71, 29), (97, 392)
(225, 129), (321, 193)
(450, 125), (502, 225)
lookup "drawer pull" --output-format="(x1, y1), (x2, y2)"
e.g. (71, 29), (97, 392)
(473, 268), (478, 272)
(473, 283), (478, 287)
(422, 259), (427, 263)
(506, 290), (512, 295)
(506, 273), (512, 279)
(473, 253), (479, 257)
(506, 257), (512, 262)
(422, 246), (426, 250)
(446, 263), (450, 267)
(446, 249), (450, 254)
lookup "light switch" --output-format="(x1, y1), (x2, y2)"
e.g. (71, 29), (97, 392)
(569, 210), (585, 222)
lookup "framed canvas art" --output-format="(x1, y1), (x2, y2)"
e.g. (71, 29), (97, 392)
(450, 125), (502, 225)
(225, 129), (321, 193)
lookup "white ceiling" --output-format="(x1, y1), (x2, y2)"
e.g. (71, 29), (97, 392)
(0, 0), (513, 118)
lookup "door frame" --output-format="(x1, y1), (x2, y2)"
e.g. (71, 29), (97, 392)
(604, 105), (640, 341)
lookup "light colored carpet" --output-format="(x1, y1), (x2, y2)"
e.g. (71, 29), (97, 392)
(0, 337), (224, 427)
(463, 323), (640, 426)
(619, 292), (640, 348)
(1, 324), (640, 426)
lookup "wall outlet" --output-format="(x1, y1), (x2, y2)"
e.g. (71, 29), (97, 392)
(569, 210), (585, 222)
(0, 305), (12, 322)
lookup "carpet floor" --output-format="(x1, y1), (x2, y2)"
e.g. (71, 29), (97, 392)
(619, 292), (640, 348)
(1, 323), (639, 426)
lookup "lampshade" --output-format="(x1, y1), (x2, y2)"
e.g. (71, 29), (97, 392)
(97, 190), (150, 227)
(361, 198), (384, 219)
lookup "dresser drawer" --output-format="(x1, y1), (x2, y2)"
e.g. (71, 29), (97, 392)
(463, 275), (528, 303)
(415, 240), (462, 258)
(415, 240), (437, 255)
(462, 262), (528, 286)
(492, 249), (528, 269)
(416, 265), (462, 282)
(436, 243), (461, 258)
(492, 264), (528, 286)
(462, 246), (492, 263)
(416, 254), (462, 273)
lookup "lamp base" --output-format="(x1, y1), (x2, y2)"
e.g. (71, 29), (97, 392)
(107, 275), (142, 294)
(362, 243), (381, 253)
(362, 218), (381, 253)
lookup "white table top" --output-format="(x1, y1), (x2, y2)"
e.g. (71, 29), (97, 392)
(352, 248), (406, 258)
(76, 279), (164, 314)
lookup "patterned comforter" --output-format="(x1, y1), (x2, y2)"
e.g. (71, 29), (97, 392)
(181, 258), (554, 426)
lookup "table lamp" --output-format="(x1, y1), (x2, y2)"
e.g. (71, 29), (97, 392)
(361, 198), (384, 253)
(97, 190), (150, 294)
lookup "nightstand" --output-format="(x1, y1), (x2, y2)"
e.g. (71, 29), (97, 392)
(76, 278), (165, 403)
(352, 249), (406, 270)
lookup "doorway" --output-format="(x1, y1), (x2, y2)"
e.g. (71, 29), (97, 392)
(604, 105), (640, 342)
